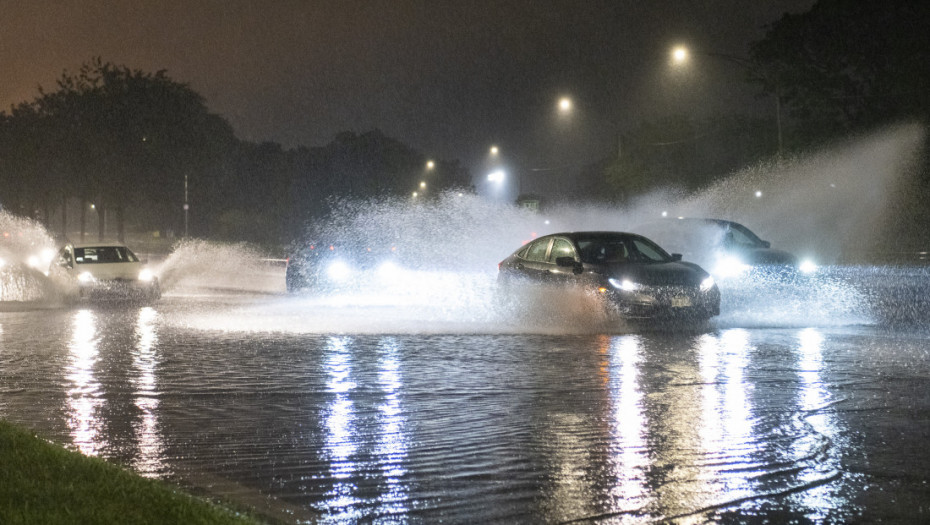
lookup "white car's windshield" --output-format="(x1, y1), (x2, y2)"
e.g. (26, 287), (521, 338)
(75, 247), (139, 264)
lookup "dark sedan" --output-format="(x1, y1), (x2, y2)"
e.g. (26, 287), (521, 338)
(498, 231), (720, 320)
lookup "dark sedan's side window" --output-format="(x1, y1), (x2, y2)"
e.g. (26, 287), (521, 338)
(525, 238), (550, 262)
(548, 238), (575, 263)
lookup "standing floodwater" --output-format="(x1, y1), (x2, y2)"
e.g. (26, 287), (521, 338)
(2, 297), (930, 522)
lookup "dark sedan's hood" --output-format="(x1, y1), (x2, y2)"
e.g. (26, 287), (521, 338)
(602, 261), (707, 286)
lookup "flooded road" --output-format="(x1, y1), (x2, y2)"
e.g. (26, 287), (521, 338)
(2, 277), (930, 523)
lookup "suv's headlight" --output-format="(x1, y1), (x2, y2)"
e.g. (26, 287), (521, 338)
(326, 260), (352, 281)
(138, 269), (154, 282)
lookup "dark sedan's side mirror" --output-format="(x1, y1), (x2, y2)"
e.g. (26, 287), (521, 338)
(761, 240), (771, 248)
(670, 253), (683, 261)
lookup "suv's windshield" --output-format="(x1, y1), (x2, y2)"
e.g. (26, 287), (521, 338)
(577, 235), (671, 264)
(74, 246), (139, 264)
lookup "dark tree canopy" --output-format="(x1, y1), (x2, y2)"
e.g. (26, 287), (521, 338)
(750, 0), (930, 143)
(0, 59), (469, 247)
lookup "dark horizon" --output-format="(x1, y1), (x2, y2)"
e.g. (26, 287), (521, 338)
(2, 1), (816, 168)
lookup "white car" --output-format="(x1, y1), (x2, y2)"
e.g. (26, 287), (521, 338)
(49, 242), (160, 302)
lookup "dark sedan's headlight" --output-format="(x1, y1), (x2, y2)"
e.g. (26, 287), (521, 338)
(608, 278), (642, 292)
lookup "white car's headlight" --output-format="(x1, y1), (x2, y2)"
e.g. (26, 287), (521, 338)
(77, 272), (95, 283)
(700, 276), (716, 292)
(609, 278), (642, 292)
(326, 260), (352, 282)
(138, 268), (154, 282)
(799, 259), (818, 274)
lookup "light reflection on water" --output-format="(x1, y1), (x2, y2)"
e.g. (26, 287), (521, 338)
(0, 301), (879, 522)
(66, 309), (104, 456)
(132, 306), (167, 477)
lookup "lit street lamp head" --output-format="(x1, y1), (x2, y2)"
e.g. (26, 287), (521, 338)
(558, 97), (572, 113)
(671, 45), (688, 65)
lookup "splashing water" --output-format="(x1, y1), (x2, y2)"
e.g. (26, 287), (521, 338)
(154, 238), (285, 294)
(0, 211), (57, 303)
(4, 124), (924, 332)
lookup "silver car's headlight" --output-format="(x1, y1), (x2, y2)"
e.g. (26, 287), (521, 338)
(799, 259), (818, 274)
(700, 276), (716, 292)
(138, 268), (155, 282)
(77, 271), (95, 283)
(712, 256), (751, 278)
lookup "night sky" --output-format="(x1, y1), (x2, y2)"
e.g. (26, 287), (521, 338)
(2, 1), (816, 169)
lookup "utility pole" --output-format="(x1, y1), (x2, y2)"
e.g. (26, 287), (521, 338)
(183, 174), (189, 238)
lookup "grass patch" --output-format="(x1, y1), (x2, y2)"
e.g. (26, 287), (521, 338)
(0, 420), (263, 525)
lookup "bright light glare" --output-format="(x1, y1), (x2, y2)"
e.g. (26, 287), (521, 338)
(78, 272), (95, 283)
(487, 170), (505, 183)
(27, 255), (40, 269)
(138, 269), (154, 282)
(700, 276), (716, 292)
(609, 278), (641, 292)
(0, 257), (5, 268)
(376, 260), (402, 281)
(489, 146), (499, 156)
(713, 256), (751, 278)
(672, 46), (688, 64)
(326, 260), (352, 282)
(755, 190), (763, 198)
(799, 259), (818, 274)
(426, 160), (435, 169)
(558, 97), (572, 112)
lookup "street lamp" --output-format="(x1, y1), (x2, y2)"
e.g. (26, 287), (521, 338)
(426, 160), (435, 170)
(558, 96), (572, 113)
(489, 145), (499, 156)
(670, 44), (783, 154)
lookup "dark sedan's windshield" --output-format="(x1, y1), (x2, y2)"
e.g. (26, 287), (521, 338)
(576, 236), (671, 264)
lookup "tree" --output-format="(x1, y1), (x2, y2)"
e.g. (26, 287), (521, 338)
(749, 0), (930, 144)
(1, 58), (237, 240)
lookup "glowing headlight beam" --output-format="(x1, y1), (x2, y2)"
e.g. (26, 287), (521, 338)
(326, 260), (352, 282)
(138, 269), (155, 282)
(700, 276), (716, 292)
(713, 256), (751, 278)
(799, 259), (818, 274)
(609, 278), (642, 292)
